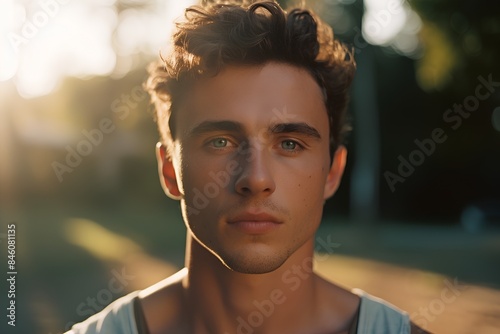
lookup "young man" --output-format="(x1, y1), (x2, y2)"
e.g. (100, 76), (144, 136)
(68, 1), (428, 333)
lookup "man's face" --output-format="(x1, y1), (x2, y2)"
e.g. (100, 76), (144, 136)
(160, 62), (345, 274)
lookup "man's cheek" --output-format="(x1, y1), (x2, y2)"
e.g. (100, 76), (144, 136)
(182, 176), (227, 219)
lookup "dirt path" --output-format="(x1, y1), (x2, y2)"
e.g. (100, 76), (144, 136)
(316, 254), (500, 334)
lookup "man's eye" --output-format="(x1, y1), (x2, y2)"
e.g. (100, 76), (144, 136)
(210, 138), (229, 148)
(281, 140), (299, 151)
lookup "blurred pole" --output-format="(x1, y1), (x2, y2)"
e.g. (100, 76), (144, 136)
(349, 7), (380, 224)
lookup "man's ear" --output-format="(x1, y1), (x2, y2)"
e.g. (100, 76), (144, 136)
(156, 142), (182, 200)
(323, 145), (347, 200)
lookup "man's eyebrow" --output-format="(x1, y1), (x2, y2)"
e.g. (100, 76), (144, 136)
(188, 120), (244, 137)
(270, 123), (321, 139)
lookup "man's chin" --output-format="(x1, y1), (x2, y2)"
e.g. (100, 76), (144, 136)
(216, 250), (289, 275)
(224, 262), (284, 275)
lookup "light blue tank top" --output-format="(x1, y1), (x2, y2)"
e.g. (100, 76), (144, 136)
(67, 289), (410, 334)
(352, 288), (410, 334)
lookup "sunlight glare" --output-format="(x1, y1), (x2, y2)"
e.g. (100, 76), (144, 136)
(363, 0), (421, 56)
(0, 0), (20, 82)
(3, 0), (198, 98)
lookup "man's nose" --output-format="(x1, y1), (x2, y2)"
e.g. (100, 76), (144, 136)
(234, 144), (276, 197)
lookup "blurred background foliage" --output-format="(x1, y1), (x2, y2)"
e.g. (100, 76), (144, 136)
(0, 0), (499, 333)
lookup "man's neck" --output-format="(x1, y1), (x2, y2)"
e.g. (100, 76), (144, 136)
(182, 235), (340, 334)
(140, 234), (360, 334)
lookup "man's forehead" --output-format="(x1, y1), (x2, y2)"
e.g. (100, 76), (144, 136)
(177, 63), (327, 124)
(168, 62), (330, 146)
(181, 105), (304, 126)
(188, 62), (324, 102)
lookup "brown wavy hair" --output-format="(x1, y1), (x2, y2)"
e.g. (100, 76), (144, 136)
(145, 0), (356, 161)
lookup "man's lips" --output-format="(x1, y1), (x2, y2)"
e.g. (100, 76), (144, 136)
(227, 213), (282, 234)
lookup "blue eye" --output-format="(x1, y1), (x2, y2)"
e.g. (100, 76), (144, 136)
(211, 138), (228, 148)
(281, 140), (298, 150)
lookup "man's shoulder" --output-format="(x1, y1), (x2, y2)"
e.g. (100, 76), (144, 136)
(65, 291), (140, 334)
(65, 269), (186, 334)
(137, 268), (186, 301)
(353, 288), (411, 334)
